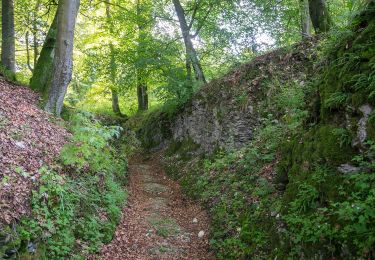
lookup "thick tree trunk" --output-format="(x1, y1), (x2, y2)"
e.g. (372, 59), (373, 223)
(45, 0), (80, 116)
(106, 1), (123, 116)
(308, 0), (332, 33)
(30, 10), (58, 94)
(1, 0), (16, 73)
(172, 0), (206, 84)
(300, 0), (312, 38)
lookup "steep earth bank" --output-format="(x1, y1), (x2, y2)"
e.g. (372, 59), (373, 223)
(139, 39), (318, 152)
(0, 77), (127, 258)
(138, 3), (375, 259)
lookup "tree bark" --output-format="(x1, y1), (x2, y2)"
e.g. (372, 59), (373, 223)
(300, 0), (312, 38)
(308, 0), (332, 33)
(106, 1), (123, 116)
(136, 0), (149, 111)
(45, 0), (80, 116)
(25, 32), (33, 72)
(1, 0), (16, 73)
(30, 10), (58, 95)
(186, 48), (192, 83)
(172, 0), (206, 84)
(137, 81), (148, 111)
(33, 0), (41, 66)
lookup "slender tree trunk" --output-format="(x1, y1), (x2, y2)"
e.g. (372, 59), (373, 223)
(25, 32), (33, 72)
(300, 0), (312, 38)
(137, 81), (148, 111)
(1, 0), (16, 73)
(111, 89), (122, 115)
(45, 0), (80, 116)
(185, 51), (193, 94)
(308, 0), (333, 33)
(33, 31), (39, 66)
(30, 10), (58, 94)
(136, 0), (149, 111)
(33, 0), (41, 65)
(109, 43), (122, 115)
(172, 0), (206, 84)
(186, 50), (192, 82)
(105, 1), (123, 116)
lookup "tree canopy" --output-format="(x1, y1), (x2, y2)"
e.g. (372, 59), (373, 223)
(0, 0), (359, 116)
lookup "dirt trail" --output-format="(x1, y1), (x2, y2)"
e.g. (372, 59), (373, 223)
(97, 153), (215, 260)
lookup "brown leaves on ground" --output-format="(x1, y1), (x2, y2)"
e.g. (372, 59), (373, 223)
(92, 153), (215, 260)
(0, 77), (69, 224)
(198, 37), (319, 104)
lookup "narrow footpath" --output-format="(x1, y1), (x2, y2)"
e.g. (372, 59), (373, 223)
(96, 153), (215, 259)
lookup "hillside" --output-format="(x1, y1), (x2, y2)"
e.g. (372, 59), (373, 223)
(139, 39), (318, 152)
(0, 77), (128, 258)
(0, 78), (69, 223)
(1, 1), (375, 259)
(138, 4), (375, 259)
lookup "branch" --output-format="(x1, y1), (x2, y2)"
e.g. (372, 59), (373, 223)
(154, 15), (179, 23)
(190, 3), (213, 38)
(188, 0), (200, 30)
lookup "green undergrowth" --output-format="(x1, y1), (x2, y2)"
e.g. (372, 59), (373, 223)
(0, 65), (30, 86)
(160, 2), (375, 259)
(1, 111), (128, 259)
(163, 80), (313, 258)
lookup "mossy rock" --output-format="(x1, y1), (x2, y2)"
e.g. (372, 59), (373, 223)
(137, 108), (178, 149)
(367, 111), (375, 141)
(318, 7), (375, 117)
(276, 124), (355, 194)
(165, 138), (200, 160)
(0, 225), (22, 258)
(278, 124), (355, 173)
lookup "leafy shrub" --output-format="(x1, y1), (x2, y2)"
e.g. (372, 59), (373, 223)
(15, 111), (128, 258)
(60, 111), (123, 172)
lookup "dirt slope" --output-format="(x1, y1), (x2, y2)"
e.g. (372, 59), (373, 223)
(0, 77), (69, 224)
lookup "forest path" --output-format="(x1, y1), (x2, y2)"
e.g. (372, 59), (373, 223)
(97, 153), (215, 259)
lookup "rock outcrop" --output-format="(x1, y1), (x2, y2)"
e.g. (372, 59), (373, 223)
(152, 39), (318, 152)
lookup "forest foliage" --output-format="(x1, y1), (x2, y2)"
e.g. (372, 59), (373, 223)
(156, 2), (375, 258)
(0, 0), (374, 259)
(0, 0), (362, 115)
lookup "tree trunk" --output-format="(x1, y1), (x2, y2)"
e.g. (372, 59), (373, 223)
(111, 89), (122, 115)
(106, 0), (123, 116)
(1, 0), (16, 73)
(137, 82), (148, 111)
(136, 0), (149, 111)
(172, 0), (206, 84)
(33, 0), (41, 66)
(45, 0), (80, 116)
(308, 0), (332, 33)
(186, 50), (192, 82)
(30, 10), (58, 94)
(25, 32), (33, 72)
(300, 0), (312, 38)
